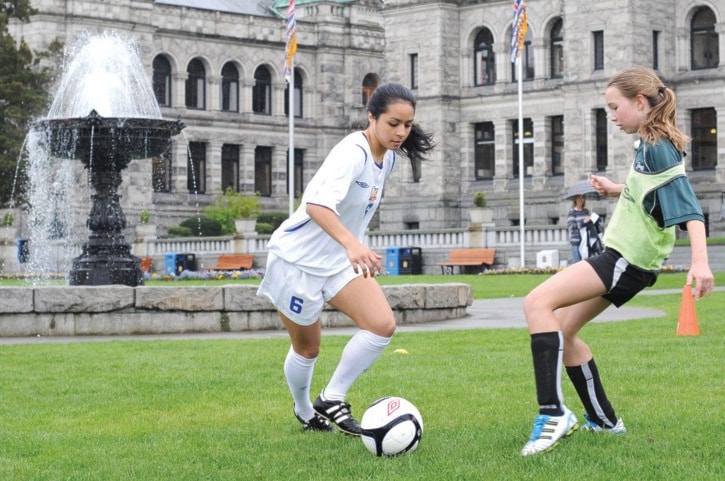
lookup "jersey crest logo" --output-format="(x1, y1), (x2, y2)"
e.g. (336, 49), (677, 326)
(368, 187), (379, 202)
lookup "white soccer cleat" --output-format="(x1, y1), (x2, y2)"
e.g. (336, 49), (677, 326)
(580, 415), (627, 435)
(521, 406), (579, 456)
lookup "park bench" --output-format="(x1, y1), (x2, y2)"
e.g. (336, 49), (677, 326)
(207, 254), (255, 271)
(438, 248), (496, 274)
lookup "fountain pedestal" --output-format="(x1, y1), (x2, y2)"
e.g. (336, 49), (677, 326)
(33, 111), (184, 286)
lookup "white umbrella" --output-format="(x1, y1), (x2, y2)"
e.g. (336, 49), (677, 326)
(564, 180), (600, 200)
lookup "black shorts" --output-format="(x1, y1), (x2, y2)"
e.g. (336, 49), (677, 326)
(584, 248), (658, 307)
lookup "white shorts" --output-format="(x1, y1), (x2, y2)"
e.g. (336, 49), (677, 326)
(256, 252), (362, 326)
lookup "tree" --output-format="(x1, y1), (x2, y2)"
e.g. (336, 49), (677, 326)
(0, 1), (58, 207)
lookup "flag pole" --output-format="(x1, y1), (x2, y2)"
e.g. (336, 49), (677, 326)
(288, 63), (295, 217)
(284, 0), (297, 217)
(517, 58), (525, 267)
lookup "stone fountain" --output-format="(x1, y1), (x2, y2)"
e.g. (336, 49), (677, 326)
(28, 32), (184, 286)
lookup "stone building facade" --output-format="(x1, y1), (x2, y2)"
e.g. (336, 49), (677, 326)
(9, 0), (725, 237)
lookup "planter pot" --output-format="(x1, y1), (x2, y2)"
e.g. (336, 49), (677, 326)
(234, 218), (257, 234)
(135, 224), (157, 239)
(469, 208), (493, 224)
(0, 226), (17, 241)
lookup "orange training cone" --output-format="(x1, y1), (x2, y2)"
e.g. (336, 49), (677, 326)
(677, 285), (700, 336)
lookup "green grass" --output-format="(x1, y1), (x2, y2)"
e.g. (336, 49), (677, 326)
(0, 281), (723, 480)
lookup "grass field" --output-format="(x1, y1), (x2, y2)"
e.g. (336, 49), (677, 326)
(0, 273), (722, 480)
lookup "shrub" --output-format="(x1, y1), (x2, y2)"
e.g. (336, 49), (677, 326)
(167, 226), (192, 237)
(255, 222), (275, 235)
(473, 192), (487, 208)
(205, 189), (262, 235)
(2, 212), (14, 227)
(257, 211), (288, 230)
(179, 216), (223, 237)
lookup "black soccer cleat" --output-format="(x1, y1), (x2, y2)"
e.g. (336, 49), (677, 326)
(294, 405), (334, 432)
(313, 395), (362, 436)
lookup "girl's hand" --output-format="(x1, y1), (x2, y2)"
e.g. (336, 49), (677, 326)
(345, 241), (383, 278)
(590, 175), (623, 197)
(687, 261), (714, 300)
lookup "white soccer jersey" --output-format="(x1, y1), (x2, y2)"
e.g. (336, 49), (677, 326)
(267, 131), (397, 276)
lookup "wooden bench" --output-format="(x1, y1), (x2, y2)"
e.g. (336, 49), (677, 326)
(438, 248), (496, 274)
(207, 254), (255, 271)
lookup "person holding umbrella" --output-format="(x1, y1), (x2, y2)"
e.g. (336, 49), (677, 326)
(565, 181), (603, 262)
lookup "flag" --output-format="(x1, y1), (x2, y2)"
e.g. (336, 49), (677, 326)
(510, 0), (528, 64)
(283, 0), (297, 83)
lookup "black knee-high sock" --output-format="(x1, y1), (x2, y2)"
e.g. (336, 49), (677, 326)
(566, 358), (617, 428)
(530, 332), (564, 416)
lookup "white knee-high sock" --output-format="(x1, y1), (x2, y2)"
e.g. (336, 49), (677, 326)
(285, 346), (317, 420)
(323, 330), (391, 402)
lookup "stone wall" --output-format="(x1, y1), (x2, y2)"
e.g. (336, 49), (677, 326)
(0, 283), (473, 337)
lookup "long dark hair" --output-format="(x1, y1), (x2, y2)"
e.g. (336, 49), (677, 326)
(367, 83), (435, 164)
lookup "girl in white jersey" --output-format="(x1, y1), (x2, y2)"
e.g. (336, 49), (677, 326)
(520, 66), (714, 456)
(257, 83), (434, 434)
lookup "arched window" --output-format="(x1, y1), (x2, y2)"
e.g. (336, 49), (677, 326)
(152, 55), (172, 107)
(512, 25), (534, 81)
(221, 63), (239, 112)
(691, 7), (719, 70)
(185, 58), (206, 109)
(550, 18), (563, 79)
(362, 73), (379, 106)
(252, 66), (272, 114)
(284, 70), (303, 118)
(474, 28), (496, 86)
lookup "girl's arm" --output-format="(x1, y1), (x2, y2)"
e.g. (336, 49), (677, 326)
(306, 203), (382, 277)
(685, 219), (714, 300)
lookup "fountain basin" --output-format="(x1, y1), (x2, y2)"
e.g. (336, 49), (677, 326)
(32, 110), (184, 168)
(0, 283), (473, 337)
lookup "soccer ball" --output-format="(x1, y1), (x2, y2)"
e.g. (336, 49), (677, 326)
(360, 396), (423, 457)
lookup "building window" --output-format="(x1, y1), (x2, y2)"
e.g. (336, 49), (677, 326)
(221, 144), (240, 192)
(252, 66), (272, 114)
(221, 63), (239, 112)
(512, 118), (533, 177)
(152, 148), (172, 193)
(474, 122), (495, 179)
(152, 55), (172, 107)
(593, 31), (604, 70)
(362, 73), (379, 106)
(286, 149), (304, 196)
(551, 115), (564, 175)
(409, 53), (419, 90)
(595, 109), (608, 171)
(691, 7), (719, 70)
(187, 142), (206, 194)
(474, 28), (496, 86)
(512, 26), (534, 81)
(652, 30), (660, 70)
(691, 108), (717, 170)
(185, 58), (205, 110)
(550, 18), (563, 79)
(284, 70), (303, 118)
(254, 146), (272, 196)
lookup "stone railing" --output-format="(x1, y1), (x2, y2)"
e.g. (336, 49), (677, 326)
(0, 283), (473, 337)
(133, 225), (569, 257)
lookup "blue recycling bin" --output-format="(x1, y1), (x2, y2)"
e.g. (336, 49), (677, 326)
(164, 252), (178, 276)
(385, 247), (402, 275)
(17, 239), (29, 263)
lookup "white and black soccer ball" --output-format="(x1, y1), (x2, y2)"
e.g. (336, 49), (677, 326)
(360, 396), (423, 457)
